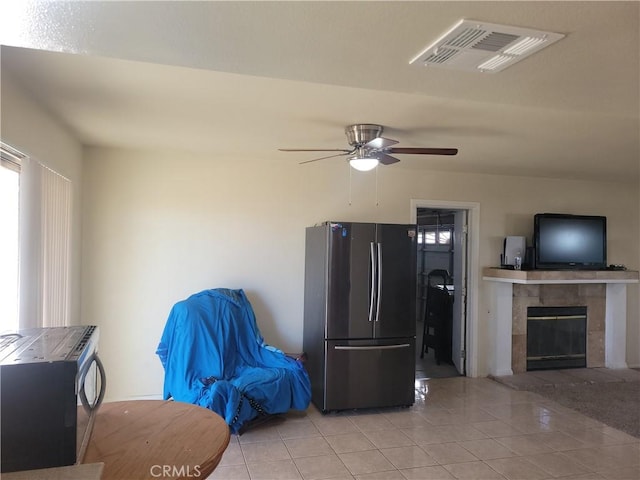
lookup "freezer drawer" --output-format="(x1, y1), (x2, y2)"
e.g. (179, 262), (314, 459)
(323, 338), (415, 412)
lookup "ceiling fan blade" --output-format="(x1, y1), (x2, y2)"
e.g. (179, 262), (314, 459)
(377, 153), (400, 165)
(279, 148), (351, 153)
(388, 147), (458, 155)
(365, 137), (399, 149)
(299, 151), (352, 164)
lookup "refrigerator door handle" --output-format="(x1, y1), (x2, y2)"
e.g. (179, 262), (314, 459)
(375, 242), (382, 321)
(369, 242), (376, 322)
(334, 344), (411, 351)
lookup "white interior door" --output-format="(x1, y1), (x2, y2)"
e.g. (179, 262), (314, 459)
(451, 210), (468, 375)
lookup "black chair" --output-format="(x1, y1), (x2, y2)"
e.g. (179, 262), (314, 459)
(420, 269), (453, 364)
(426, 269), (451, 288)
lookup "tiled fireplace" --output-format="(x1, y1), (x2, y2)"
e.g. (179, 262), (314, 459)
(483, 268), (638, 377)
(512, 283), (603, 373)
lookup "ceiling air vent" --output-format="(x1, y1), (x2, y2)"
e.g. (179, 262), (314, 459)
(410, 19), (565, 73)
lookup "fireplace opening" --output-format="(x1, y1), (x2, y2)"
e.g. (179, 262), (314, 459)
(527, 306), (587, 371)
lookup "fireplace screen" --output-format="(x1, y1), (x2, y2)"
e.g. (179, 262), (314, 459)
(527, 306), (587, 371)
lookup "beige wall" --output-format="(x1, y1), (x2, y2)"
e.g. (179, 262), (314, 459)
(81, 147), (639, 401)
(3, 71), (638, 402)
(1, 72), (84, 325)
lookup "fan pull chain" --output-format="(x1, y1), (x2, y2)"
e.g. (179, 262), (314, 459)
(375, 165), (379, 207)
(348, 165), (353, 206)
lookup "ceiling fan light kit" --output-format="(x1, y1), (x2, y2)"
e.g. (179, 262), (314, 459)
(278, 123), (458, 170)
(349, 156), (379, 172)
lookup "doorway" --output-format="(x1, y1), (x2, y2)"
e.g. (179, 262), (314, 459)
(411, 200), (479, 380)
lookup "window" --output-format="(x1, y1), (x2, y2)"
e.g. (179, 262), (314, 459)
(0, 149), (20, 332)
(438, 230), (451, 245)
(418, 227), (452, 245)
(1, 142), (72, 331)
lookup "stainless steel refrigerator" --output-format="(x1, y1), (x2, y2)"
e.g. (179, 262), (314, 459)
(303, 222), (417, 412)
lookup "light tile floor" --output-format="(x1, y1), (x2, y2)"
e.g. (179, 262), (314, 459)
(209, 377), (639, 480)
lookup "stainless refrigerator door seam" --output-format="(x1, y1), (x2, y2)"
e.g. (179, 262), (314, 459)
(375, 242), (382, 322)
(334, 344), (411, 351)
(369, 242), (376, 322)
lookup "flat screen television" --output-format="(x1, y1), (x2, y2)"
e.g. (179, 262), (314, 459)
(533, 213), (607, 270)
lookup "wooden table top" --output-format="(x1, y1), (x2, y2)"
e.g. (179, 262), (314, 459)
(83, 400), (230, 480)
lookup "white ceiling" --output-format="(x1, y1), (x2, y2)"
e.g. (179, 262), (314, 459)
(1, 1), (638, 183)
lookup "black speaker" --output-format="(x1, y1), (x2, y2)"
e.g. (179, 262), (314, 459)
(524, 246), (535, 270)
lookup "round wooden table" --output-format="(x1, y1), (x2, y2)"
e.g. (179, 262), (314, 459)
(83, 400), (230, 480)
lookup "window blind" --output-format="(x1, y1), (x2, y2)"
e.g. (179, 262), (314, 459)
(40, 164), (72, 327)
(7, 146), (73, 329)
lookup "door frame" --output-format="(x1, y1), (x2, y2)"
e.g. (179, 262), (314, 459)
(410, 199), (480, 377)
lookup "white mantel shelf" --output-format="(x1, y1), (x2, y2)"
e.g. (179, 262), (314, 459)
(483, 267), (639, 284)
(483, 267), (638, 377)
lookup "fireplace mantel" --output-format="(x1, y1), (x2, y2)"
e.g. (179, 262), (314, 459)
(483, 268), (639, 376)
(483, 268), (639, 284)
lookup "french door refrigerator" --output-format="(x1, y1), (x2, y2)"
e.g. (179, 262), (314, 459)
(303, 222), (417, 412)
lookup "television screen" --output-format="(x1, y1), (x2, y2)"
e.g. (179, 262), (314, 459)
(534, 213), (607, 270)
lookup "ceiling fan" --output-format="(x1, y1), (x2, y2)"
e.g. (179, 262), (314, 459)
(279, 124), (458, 171)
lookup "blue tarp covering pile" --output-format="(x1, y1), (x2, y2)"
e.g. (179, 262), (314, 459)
(156, 288), (311, 433)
